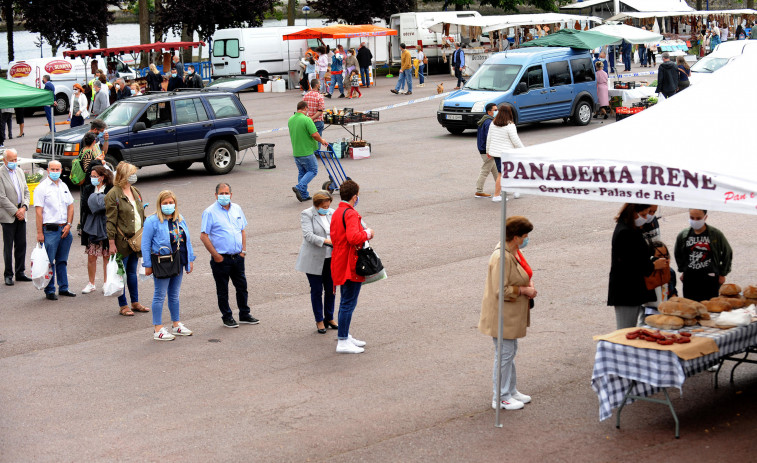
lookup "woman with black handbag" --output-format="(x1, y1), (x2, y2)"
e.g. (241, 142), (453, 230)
(141, 190), (196, 341)
(330, 180), (375, 354)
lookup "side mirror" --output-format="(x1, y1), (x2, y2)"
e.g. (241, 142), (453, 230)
(515, 82), (528, 95)
(133, 122), (146, 133)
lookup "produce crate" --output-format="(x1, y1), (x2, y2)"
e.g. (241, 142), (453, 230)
(365, 110), (379, 122)
(609, 96), (623, 109)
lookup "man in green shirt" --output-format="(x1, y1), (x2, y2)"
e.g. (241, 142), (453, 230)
(288, 101), (329, 202)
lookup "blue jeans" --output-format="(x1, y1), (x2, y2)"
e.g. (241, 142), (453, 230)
(294, 154), (318, 198)
(44, 106), (55, 132)
(395, 69), (412, 92)
(209, 254), (249, 319)
(638, 47), (646, 66)
(337, 279), (362, 339)
(306, 258), (335, 323)
(151, 271), (183, 325)
(418, 64), (425, 84)
(360, 66), (370, 87)
(329, 73), (344, 96)
(314, 121), (324, 151)
(43, 228), (72, 294)
(118, 253), (139, 307)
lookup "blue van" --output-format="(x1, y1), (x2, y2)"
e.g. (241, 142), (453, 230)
(437, 47), (598, 134)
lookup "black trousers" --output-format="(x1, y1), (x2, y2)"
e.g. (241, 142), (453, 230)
(682, 270), (720, 302)
(0, 112), (12, 144)
(209, 254), (250, 319)
(2, 217), (27, 278)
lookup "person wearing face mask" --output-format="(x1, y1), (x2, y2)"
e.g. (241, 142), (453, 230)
(200, 183), (258, 328)
(115, 79), (132, 100)
(479, 216), (536, 411)
(184, 65), (204, 89)
(343, 48), (359, 95)
(330, 180), (374, 354)
(81, 166), (114, 294)
(475, 103), (498, 198)
(296, 190), (337, 334)
(68, 84), (89, 128)
(167, 70), (184, 92)
(141, 190), (196, 341)
(105, 162), (148, 316)
(607, 203), (668, 329)
(674, 209), (732, 302)
(0, 149), (31, 286)
(34, 161), (76, 300)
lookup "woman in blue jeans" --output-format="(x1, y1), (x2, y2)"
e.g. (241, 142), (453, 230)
(141, 190), (196, 341)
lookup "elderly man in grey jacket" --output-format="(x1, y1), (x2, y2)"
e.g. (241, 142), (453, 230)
(1, 148), (31, 285)
(91, 81), (110, 118)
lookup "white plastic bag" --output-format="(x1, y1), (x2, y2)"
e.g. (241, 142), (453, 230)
(102, 256), (125, 297)
(138, 257), (149, 281)
(30, 243), (53, 290)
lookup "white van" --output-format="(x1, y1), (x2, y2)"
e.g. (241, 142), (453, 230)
(7, 56), (136, 114)
(389, 11), (482, 72)
(211, 26), (324, 81)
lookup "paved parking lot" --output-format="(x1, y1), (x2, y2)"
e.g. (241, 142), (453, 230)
(1, 67), (756, 462)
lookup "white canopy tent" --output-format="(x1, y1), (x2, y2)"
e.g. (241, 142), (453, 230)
(590, 23), (663, 44)
(562, 0), (694, 13)
(424, 13), (603, 34)
(491, 51), (757, 426)
(608, 9), (757, 21)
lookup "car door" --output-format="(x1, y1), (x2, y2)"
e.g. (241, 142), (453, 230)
(175, 97), (213, 161)
(127, 101), (178, 165)
(513, 64), (547, 123)
(544, 60), (575, 118)
(205, 94), (247, 134)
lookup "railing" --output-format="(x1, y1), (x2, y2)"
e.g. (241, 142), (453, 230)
(137, 61), (212, 82)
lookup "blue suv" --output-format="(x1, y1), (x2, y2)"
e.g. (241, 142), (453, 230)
(34, 90), (256, 175)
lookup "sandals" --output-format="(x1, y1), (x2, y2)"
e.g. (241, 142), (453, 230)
(131, 302), (150, 312)
(119, 305), (134, 316)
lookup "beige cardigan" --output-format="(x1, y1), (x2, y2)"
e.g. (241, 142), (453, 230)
(478, 243), (532, 339)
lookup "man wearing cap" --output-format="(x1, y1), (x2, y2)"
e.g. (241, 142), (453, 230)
(0, 149), (31, 286)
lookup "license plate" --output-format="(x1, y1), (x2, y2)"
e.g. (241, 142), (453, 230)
(446, 114), (462, 120)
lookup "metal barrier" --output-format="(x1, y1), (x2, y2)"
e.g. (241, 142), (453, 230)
(138, 61), (212, 82)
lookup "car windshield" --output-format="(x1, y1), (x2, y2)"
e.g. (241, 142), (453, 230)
(690, 57), (729, 73)
(98, 102), (143, 127)
(464, 64), (522, 91)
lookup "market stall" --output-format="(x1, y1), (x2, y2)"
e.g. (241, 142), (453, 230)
(489, 52), (757, 428)
(322, 108), (379, 158)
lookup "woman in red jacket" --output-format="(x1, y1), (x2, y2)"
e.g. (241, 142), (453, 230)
(330, 180), (374, 354)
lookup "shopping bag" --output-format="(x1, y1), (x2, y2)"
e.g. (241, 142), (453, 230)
(137, 257), (149, 281)
(30, 243), (53, 290)
(69, 159), (86, 185)
(102, 255), (125, 297)
(363, 268), (387, 285)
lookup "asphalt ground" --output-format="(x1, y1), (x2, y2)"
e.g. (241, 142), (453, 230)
(1, 62), (756, 462)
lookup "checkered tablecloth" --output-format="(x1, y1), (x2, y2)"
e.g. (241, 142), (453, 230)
(591, 322), (757, 421)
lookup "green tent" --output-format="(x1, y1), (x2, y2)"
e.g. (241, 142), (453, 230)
(0, 78), (54, 108)
(521, 28), (622, 50)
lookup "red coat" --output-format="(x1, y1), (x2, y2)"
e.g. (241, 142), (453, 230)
(330, 202), (369, 286)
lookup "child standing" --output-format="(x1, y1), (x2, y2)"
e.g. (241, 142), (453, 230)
(348, 70), (362, 98)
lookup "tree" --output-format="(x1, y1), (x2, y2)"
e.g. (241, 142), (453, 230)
(2, 0), (14, 62)
(309, 0), (413, 24)
(156, 0), (276, 43)
(18, 0), (116, 56)
(138, 0), (151, 67)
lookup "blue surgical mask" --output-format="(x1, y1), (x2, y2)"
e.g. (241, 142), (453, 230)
(49, 171), (61, 181)
(217, 194), (231, 206)
(318, 208), (329, 215)
(7, 162), (16, 170)
(171, 73), (177, 78)
(161, 204), (175, 215)
(91, 177), (100, 186)
(519, 237), (529, 249)
(354, 196), (359, 207)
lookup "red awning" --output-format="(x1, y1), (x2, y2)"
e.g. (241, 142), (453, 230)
(283, 25), (397, 41)
(63, 41), (206, 59)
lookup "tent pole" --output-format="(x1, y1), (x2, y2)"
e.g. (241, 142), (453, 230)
(495, 187), (507, 428)
(50, 107), (55, 161)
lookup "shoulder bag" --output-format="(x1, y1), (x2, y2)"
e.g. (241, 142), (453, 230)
(644, 262), (671, 290)
(150, 221), (182, 279)
(342, 210), (383, 277)
(116, 187), (143, 252)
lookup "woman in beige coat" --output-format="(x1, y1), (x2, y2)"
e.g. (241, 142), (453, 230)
(479, 216), (536, 411)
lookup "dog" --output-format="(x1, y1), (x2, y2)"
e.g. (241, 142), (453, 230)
(437, 83), (444, 94)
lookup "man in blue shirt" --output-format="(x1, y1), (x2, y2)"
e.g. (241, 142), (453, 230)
(42, 75), (55, 132)
(200, 183), (258, 328)
(452, 42), (466, 89)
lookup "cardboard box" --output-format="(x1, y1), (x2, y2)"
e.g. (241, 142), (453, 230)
(349, 146), (370, 160)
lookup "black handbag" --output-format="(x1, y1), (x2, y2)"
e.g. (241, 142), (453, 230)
(342, 210), (383, 277)
(151, 244), (181, 279)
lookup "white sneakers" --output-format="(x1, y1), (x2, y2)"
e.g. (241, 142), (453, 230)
(153, 327), (175, 341)
(513, 192), (521, 199)
(172, 323), (193, 336)
(492, 196), (502, 202)
(512, 391), (531, 404)
(347, 335), (366, 347)
(82, 283), (96, 294)
(336, 339), (364, 354)
(492, 392), (531, 410)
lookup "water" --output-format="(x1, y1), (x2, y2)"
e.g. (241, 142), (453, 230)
(1, 19), (332, 66)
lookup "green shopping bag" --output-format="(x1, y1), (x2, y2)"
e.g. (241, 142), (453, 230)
(69, 158), (85, 185)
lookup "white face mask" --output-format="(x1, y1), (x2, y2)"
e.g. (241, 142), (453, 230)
(634, 215), (647, 227)
(689, 218), (706, 230)
(645, 214), (656, 224)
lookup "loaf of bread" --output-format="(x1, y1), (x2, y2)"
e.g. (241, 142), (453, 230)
(719, 283), (742, 296)
(659, 300), (699, 319)
(712, 296), (747, 309)
(683, 318), (698, 326)
(645, 314), (684, 330)
(703, 299), (732, 313)
(668, 296), (708, 316)
(743, 285), (757, 299)
(699, 312), (711, 320)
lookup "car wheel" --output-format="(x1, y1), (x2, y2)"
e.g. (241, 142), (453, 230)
(166, 161), (193, 171)
(254, 70), (270, 84)
(572, 100), (592, 126)
(54, 93), (69, 115)
(104, 155), (119, 172)
(203, 140), (236, 175)
(445, 126), (465, 135)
